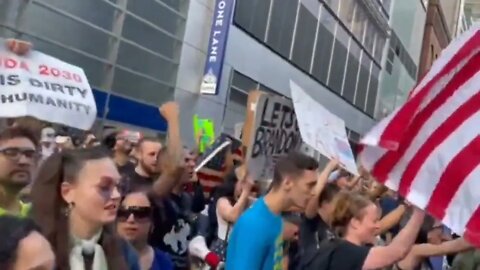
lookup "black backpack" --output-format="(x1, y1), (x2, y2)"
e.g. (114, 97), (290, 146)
(298, 238), (342, 270)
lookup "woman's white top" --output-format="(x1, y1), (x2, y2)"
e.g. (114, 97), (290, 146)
(216, 198), (231, 241)
(70, 229), (108, 270)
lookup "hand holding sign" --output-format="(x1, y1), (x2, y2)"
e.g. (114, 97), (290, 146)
(6, 39), (32, 56)
(0, 39), (96, 130)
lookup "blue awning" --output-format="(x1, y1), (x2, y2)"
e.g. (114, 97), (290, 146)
(92, 89), (168, 132)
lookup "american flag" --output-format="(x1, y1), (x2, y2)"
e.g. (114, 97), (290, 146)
(359, 26), (480, 246)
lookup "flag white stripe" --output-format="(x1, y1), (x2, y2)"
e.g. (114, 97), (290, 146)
(443, 165), (480, 235)
(386, 71), (480, 192)
(406, 110), (480, 209)
(361, 106), (401, 146)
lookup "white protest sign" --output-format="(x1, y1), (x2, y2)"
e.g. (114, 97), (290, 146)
(246, 92), (302, 181)
(290, 80), (358, 175)
(0, 44), (97, 130)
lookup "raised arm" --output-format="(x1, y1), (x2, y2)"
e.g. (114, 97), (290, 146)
(217, 177), (253, 223)
(152, 102), (184, 197)
(378, 204), (407, 234)
(412, 237), (473, 257)
(304, 159), (338, 218)
(362, 207), (425, 270)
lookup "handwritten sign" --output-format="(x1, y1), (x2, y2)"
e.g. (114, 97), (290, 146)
(246, 91), (302, 181)
(0, 44), (96, 130)
(290, 80), (358, 175)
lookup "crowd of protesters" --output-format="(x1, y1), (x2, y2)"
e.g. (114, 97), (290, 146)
(0, 39), (479, 270)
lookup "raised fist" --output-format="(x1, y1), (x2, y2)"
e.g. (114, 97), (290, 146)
(159, 101), (179, 122)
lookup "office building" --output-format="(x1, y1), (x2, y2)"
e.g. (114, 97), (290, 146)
(376, 0), (427, 117)
(1, 0), (392, 145)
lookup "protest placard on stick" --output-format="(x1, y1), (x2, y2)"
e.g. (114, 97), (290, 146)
(242, 90), (302, 181)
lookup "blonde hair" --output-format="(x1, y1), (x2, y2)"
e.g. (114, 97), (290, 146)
(331, 191), (374, 237)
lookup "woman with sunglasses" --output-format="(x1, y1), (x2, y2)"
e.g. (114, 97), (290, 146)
(30, 146), (140, 270)
(117, 191), (174, 270)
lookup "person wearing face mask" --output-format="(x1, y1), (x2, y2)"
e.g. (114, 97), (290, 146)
(0, 216), (56, 270)
(0, 127), (39, 217)
(117, 191), (174, 270)
(30, 147), (140, 270)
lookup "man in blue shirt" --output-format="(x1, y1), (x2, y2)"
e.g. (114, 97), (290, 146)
(226, 152), (319, 270)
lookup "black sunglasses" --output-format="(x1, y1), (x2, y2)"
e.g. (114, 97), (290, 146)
(117, 206), (152, 222)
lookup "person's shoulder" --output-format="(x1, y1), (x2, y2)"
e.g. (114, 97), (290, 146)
(153, 248), (174, 270)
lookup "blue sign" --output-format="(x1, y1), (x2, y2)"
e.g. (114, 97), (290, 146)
(200, 0), (236, 95)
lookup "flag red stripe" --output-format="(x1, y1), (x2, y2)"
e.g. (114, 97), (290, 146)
(379, 33), (480, 150)
(426, 136), (480, 219)
(464, 206), (480, 247)
(398, 89), (480, 197)
(371, 55), (480, 184)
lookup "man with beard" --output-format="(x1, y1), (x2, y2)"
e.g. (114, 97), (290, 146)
(126, 137), (163, 192)
(0, 127), (39, 217)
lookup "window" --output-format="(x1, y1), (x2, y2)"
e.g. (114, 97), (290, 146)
(374, 34), (386, 63)
(122, 14), (182, 61)
(231, 71), (258, 92)
(324, 0), (340, 14)
(234, 0), (271, 41)
(338, 0), (355, 30)
(24, 3), (111, 59)
(364, 21), (376, 54)
(291, 4), (318, 72)
(354, 54), (371, 110)
(328, 26), (349, 94)
(127, 0), (186, 38)
(158, 0), (190, 15)
(117, 41), (178, 85)
(342, 40), (361, 103)
(266, 0), (298, 58)
(352, 3), (367, 42)
(113, 68), (174, 104)
(311, 8), (335, 84)
(366, 65), (380, 116)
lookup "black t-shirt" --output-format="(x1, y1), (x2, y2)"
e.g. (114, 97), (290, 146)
(122, 170), (154, 193)
(149, 192), (194, 270)
(328, 240), (371, 270)
(118, 161), (135, 177)
(299, 215), (335, 253)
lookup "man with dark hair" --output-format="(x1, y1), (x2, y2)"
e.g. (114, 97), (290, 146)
(226, 151), (319, 270)
(0, 215), (55, 270)
(0, 127), (39, 217)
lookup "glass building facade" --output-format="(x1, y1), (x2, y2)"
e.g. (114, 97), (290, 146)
(0, 0), (189, 133)
(233, 0), (389, 118)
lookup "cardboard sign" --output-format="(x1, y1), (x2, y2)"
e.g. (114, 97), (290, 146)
(0, 44), (96, 130)
(243, 91), (302, 181)
(193, 115), (215, 153)
(290, 81), (358, 175)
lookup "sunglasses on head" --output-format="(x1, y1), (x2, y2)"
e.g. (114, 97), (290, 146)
(117, 206), (152, 222)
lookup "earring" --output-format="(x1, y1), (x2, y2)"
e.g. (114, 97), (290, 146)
(63, 202), (74, 217)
